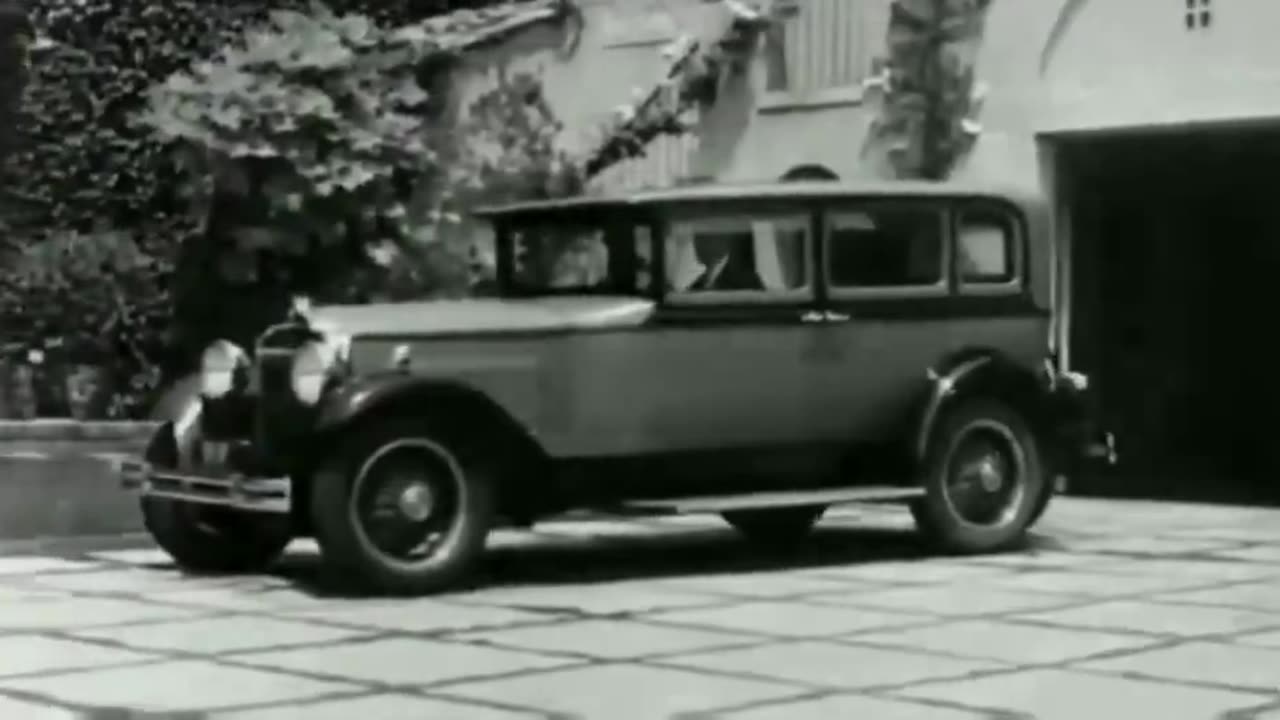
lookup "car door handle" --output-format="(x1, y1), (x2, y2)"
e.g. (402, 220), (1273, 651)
(801, 310), (826, 323)
(824, 310), (851, 322)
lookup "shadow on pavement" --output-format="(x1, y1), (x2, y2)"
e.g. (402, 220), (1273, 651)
(261, 520), (1066, 599)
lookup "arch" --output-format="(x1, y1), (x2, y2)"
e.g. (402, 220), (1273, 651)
(779, 164), (839, 182)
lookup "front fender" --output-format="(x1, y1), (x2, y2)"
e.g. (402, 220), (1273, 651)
(142, 374), (203, 469)
(314, 372), (522, 438)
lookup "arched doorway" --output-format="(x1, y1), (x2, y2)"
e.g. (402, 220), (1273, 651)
(779, 165), (838, 182)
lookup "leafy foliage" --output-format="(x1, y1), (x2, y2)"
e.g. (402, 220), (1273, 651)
(0, 0), (577, 417)
(872, 0), (992, 180)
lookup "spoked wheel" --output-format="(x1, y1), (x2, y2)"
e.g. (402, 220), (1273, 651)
(310, 419), (494, 595)
(142, 498), (292, 574)
(723, 506), (826, 544)
(911, 400), (1045, 554)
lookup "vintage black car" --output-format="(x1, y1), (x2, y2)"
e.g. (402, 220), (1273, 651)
(120, 180), (1115, 595)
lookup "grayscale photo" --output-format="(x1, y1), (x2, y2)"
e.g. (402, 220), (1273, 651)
(0, 0), (1277, 717)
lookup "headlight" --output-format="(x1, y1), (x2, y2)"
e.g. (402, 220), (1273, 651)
(200, 340), (249, 398)
(289, 335), (350, 405)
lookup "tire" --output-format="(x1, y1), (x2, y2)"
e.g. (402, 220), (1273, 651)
(309, 417), (495, 596)
(142, 497), (292, 574)
(723, 506), (826, 544)
(910, 399), (1045, 554)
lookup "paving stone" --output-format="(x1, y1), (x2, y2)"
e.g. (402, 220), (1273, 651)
(0, 695), (77, 719)
(236, 637), (571, 686)
(804, 560), (1013, 585)
(0, 634), (157, 677)
(1078, 641), (1280, 692)
(853, 618), (1160, 665)
(0, 596), (206, 630)
(668, 640), (1000, 690)
(897, 667), (1266, 719)
(155, 586), (362, 613)
(1206, 545), (1280, 563)
(1234, 628), (1280, 649)
(24, 567), (280, 595)
(441, 662), (799, 719)
(0, 659), (355, 712)
(821, 584), (1075, 618)
(1156, 578), (1280, 612)
(660, 569), (871, 599)
(1062, 536), (1241, 556)
(722, 693), (988, 720)
(984, 569), (1211, 597)
(1098, 558), (1277, 582)
(215, 693), (539, 719)
(1016, 599), (1278, 637)
(457, 581), (716, 615)
(70, 614), (370, 655)
(0, 556), (102, 575)
(293, 600), (551, 633)
(648, 600), (929, 638)
(459, 617), (749, 659)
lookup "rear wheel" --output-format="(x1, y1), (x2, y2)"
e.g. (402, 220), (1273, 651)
(723, 506), (826, 544)
(310, 417), (495, 595)
(911, 400), (1045, 554)
(142, 498), (292, 574)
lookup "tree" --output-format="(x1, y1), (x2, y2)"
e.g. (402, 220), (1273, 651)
(0, 0), (31, 184)
(872, 0), (993, 180)
(137, 2), (582, 359)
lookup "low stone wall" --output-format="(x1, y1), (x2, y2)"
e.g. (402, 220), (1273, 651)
(0, 420), (158, 540)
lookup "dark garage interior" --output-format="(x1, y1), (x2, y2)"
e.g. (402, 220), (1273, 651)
(1061, 127), (1280, 503)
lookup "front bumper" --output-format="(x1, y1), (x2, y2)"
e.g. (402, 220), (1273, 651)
(119, 458), (291, 514)
(1046, 367), (1118, 476)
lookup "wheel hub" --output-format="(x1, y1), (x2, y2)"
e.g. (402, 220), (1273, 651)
(397, 482), (435, 522)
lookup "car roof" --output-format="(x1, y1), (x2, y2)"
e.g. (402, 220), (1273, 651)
(472, 179), (1041, 218)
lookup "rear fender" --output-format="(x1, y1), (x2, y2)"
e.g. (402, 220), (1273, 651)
(911, 351), (1052, 465)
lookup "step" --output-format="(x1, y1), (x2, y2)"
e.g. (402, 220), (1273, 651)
(619, 486), (925, 515)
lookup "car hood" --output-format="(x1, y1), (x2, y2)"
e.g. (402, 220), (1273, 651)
(302, 296), (657, 338)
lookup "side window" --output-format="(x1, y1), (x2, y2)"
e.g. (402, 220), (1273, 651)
(664, 214), (811, 302)
(827, 207), (946, 294)
(957, 207), (1020, 291)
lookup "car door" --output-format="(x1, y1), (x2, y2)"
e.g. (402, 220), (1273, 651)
(805, 199), (955, 446)
(631, 206), (829, 456)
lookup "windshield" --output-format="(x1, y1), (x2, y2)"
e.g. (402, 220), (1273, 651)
(507, 220), (647, 295)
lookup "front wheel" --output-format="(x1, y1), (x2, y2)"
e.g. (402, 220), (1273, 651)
(723, 506), (826, 544)
(309, 418), (495, 595)
(911, 400), (1045, 554)
(142, 498), (292, 574)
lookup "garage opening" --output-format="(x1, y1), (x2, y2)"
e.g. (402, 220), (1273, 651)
(1060, 127), (1280, 503)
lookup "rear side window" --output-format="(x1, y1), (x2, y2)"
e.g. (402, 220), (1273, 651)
(663, 212), (812, 303)
(826, 207), (946, 293)
(957, 206), (1020, 290)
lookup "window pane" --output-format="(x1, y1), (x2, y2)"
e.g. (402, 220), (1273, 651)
(958, 211), (1015, 283)
(828, 208), (944, 288)
(512, 224), (613, 291)
(666, 215), (809, 294)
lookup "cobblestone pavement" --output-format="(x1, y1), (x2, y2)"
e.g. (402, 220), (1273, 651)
(1, 498), (1280, 719)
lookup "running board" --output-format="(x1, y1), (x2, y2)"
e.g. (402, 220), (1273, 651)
(618, 486), (925, 515)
